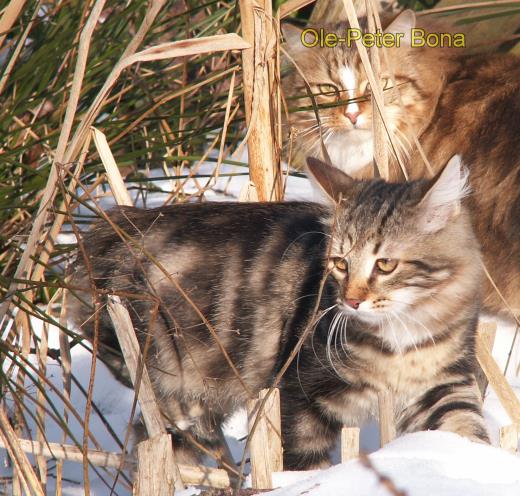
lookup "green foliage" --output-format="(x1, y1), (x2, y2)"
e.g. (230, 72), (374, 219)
(0, 0), (244, 286)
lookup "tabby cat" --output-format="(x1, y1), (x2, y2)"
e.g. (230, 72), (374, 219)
(282, 10), (520, 313)
(70, 156), (489, 470)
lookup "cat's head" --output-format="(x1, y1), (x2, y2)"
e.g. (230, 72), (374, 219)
(283, 11), (453, 176)
(307, 155), (482, 350)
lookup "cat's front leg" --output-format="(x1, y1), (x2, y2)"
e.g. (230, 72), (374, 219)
(397, 376), (490, 443)
(281, 400), (342, 470)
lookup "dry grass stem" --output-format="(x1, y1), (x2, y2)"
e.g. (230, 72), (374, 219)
(476, 322), (520, 427)
(341, 427), (360, 463)
(239, 0), (283, 201)
(0, 437), (232, 488)
(106, 296), (166, 437)
(367, 1), (388, 179)
(92, 127), (133, 206)
(0, 408), (45, 496)
(341, 0), (408, 179)
(278, 0), (318, 19)
(66, 33), (249, 166)
(359, 452), (407, 496)
(135, 434), (185, 493)
(0, 0), (28, 50)
(378, 391), (396, 446)
(247, 389), (283, 489)
(0, 0), (44, 95)
(499, 425), (519, 452)
(0, 0), (106, 325)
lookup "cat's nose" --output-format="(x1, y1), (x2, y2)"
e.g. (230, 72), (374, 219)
(345, 298), (362, 310)
(345, 111), (360, 125)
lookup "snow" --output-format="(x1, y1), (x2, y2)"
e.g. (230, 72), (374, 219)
(2, 164), (520, 495)
(269, 432), (520, 496)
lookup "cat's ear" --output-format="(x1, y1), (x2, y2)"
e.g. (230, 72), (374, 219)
(306, 157), (355, 204)
(281, 23), (305, 52)
(384, 9), (416, 47)
(417, 155), (470, 233)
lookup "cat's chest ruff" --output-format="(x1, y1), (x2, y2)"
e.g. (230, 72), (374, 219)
(360, 337), (456, 394)
(319, 340), (457, 426)
(326, 131), (373, 176)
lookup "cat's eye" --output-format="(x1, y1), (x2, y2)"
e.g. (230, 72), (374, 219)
(375, 258), (398, 274)
(317, 83), (339, 97)
(361, 79), (391, 95)
(333, 257), (348, 272)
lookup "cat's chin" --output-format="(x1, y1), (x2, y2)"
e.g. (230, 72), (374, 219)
(325, 131), (373, 177)
(339, 305), (384, 325)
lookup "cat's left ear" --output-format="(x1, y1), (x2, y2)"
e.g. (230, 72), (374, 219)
(385, 9), (416, 47)
(417, 155), (470, 233)
(281, 23), (305, 53)
(306, 157), (355, 204)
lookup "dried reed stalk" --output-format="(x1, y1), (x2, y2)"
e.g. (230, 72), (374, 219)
(341, 427), (360, 462)
(0, 0), (107, 326)
(57, 287), (72, 494)
(476, 322), (520, 428)
(475, 322), (497, 395)
(340, 0), (408, 179)
(0, 437), (232, 488)
(134, 435), (182, 495)
(35, 307), (51, 489)
(0, 0), (28, 50)
(0, 408), (44, 496)
(107, 296), (184, 492)
(109, 65), (239, 146)
(106, 296), (165, 437)
(66, 33), (250, 165)
(13, 297), (32, 496)
(378, 391), (396, 446)
(239, 0), (283, 201)
(0, 0), (44, 95)
(92, 127), (133, 206)
(359, 452), (406, 496)
(1, 6), (247, 325)
(367, 0), (388, 179)
(279, 0), (318, 19)
(499, 424), (519, 453)
(247, 389), (283, 489)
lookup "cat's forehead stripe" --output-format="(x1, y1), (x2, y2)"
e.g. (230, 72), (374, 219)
(339, 66), (359, 114)
(339, 66), (356, 90)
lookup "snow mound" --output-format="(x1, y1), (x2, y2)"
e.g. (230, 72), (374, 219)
(269, 431), (520, 496)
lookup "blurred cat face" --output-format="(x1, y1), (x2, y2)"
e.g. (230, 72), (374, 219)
(282, 14), (447, 176)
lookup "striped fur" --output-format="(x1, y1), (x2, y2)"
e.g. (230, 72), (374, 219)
(282, 11), (520, 314)
(69, 161), (488, 470)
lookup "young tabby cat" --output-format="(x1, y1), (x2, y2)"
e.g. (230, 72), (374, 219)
(282, 11), (520, 313)
(70, 156), (489, 470)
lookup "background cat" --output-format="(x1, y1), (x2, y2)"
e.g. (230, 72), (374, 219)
(282, 10), (520, 314)
(281, 11), (451, 178)
(70, 156), (488, 470)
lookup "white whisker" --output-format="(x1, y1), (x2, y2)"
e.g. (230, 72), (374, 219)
(391, 310), (418, 352)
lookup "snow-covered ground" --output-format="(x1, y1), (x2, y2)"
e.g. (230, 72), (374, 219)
(2, 164), (520, 495)
(267, 431), (520, 496)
